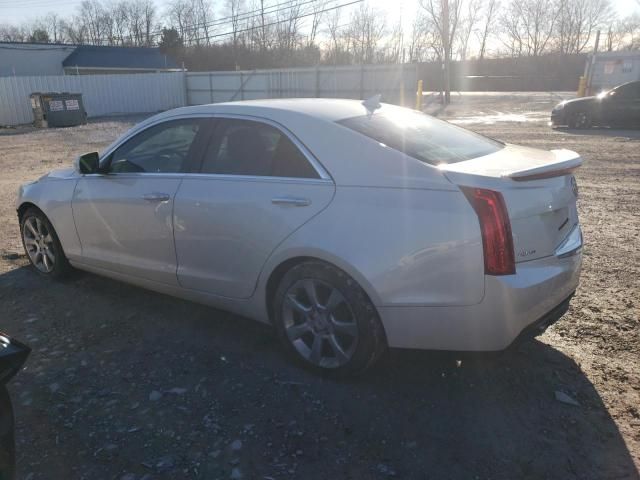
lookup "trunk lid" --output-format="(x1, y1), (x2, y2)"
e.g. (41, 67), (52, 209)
(440, 144), (581, 263)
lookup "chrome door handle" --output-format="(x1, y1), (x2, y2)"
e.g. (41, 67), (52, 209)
(143, 192), (170, 202)
(271, 197), (312, 207)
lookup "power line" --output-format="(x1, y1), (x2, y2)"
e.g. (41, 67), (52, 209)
(184, 0), (362, 45)
(163, 0), (322, 38)
(39, 0), (324, 47)
(123, 0), (333, 44)
(1, 0), (361, 49)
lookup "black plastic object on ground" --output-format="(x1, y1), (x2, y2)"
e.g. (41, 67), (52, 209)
(0, 333), (30, 480)
(30, 92), (87, 128)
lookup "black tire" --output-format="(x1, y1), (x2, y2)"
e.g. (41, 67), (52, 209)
(568, 111), (592, 129)
(273, 260), (387, 376)
(19, 207), (72, 279)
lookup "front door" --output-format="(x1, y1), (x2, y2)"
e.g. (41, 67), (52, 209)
(604, 82), (640, 126)
(174, 117), (335, 298)
(72, 118), (208, 285)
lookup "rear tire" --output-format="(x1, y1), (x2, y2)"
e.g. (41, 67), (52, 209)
(20, 208), (72, 279)
(273, 261), (387, 376)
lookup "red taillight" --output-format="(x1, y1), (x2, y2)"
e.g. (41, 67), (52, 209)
(460, 186), (515, 275)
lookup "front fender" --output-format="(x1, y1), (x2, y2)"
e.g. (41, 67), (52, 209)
(17, 177), (81, 260)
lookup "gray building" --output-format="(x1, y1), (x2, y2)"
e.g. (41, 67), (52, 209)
(586, 50), (640, 94)
(0, 42), (181, 77)
(0, 42), (75, 76)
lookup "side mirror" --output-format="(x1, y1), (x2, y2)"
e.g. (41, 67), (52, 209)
(75, 152), (100, 174)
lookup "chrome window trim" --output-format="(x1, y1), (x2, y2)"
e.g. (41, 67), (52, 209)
(180, 173), (333, 185)
(99, 114), (212, 169)
(80, 171), (333, 185)
(99, 112), (332, 182)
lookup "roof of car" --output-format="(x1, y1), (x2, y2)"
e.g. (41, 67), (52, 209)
(165, 98), (384, 122)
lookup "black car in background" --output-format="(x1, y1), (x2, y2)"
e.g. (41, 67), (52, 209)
(551, 80), (640, 129)
(0, 334), (30, 480)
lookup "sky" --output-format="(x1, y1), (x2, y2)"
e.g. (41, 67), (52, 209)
(1, 0), (639, 34)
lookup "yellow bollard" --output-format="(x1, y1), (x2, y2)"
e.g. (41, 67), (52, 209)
(577, 76), (586, 97)
(416, 79), (423, 110)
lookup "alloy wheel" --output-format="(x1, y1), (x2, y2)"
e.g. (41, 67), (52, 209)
(22, 216), (56, 273)
(282, 278), (358, 368)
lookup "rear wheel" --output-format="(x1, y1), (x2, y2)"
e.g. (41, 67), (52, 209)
(273, 261), (386, 376)
(20, 208), (71, 279)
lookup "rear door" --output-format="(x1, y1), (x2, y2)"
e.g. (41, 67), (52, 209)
(73, 118), (208, 284)
(174, 117), (335, 298)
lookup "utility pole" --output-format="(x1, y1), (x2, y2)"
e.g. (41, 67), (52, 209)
(442, 0), (451, 105)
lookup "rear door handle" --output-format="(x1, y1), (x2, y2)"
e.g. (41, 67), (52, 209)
(143, 192), (170, 202)
(271, 197), (312, 207)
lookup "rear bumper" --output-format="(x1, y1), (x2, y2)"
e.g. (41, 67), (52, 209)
(378, 249), (582, 351)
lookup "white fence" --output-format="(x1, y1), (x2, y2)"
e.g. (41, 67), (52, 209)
(0, 72), (186, 126)
(0, 64), (416, 126)
(186, 64), (418, 105)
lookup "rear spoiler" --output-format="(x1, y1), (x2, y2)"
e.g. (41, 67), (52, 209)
(502, 150), (583, 181)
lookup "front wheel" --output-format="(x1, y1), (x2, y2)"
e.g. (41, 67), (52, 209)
(568, 111), (592, 129)
(273, 261), (387, 376)
(20, 208), (71, 279)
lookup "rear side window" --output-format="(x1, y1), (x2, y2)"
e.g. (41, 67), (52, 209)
(338, 110), (503, 165)
(201, 119), (319, 178)
(612, 82), (640, 99)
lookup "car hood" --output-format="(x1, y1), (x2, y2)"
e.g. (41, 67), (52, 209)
(37, 167), (77, 181)
(559, 96), (599, 108)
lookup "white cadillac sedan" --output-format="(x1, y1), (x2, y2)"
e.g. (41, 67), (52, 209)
(17, 99), (583, 375)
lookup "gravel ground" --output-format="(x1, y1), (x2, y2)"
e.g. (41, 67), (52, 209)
(0, 95), (638, 480)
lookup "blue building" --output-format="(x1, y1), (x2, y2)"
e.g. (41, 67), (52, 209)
(0, 42), (182, 77)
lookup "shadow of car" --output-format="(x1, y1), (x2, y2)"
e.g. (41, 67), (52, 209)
(1, 264), (638, 479)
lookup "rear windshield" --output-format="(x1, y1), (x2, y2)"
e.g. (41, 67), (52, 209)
(338, 110), (503, 165)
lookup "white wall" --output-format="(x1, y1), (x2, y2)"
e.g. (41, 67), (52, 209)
(0, 72), (186, 126)
(0, 43), (75, 77)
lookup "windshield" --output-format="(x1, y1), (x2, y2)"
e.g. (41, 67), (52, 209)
(338, 110), (504, 165)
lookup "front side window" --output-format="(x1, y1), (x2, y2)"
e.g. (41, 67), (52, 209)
(201, 119), (319, 178)
(108, 119), (203, 174)
(338, 110), (504, 165)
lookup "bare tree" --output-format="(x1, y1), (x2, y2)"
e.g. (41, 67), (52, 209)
(347, 4), (386, 64)
(456, 0), (482, 60)
(555, 0), (613, 54)
(476, 0), (498, 59)
(418, 0), (463, 61)
(275, 0), (302, 54)
(110, 1), (130, 45)
(194, 0), (214, 45)
(605, 13), (640, 51)
(307, 0), (327, 48)
(0, 24), (27, 42)
(499, 0), (558, 56)
(79, 0), (107, 44)
(224, 0), (245, 65)
(44, 12), (63, 43)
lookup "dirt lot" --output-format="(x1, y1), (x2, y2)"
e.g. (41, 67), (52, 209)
(0, 94), (638, 480)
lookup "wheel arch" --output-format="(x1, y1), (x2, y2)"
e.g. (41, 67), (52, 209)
(262, 252), (383, 326)
(17, 201), (42, 222)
